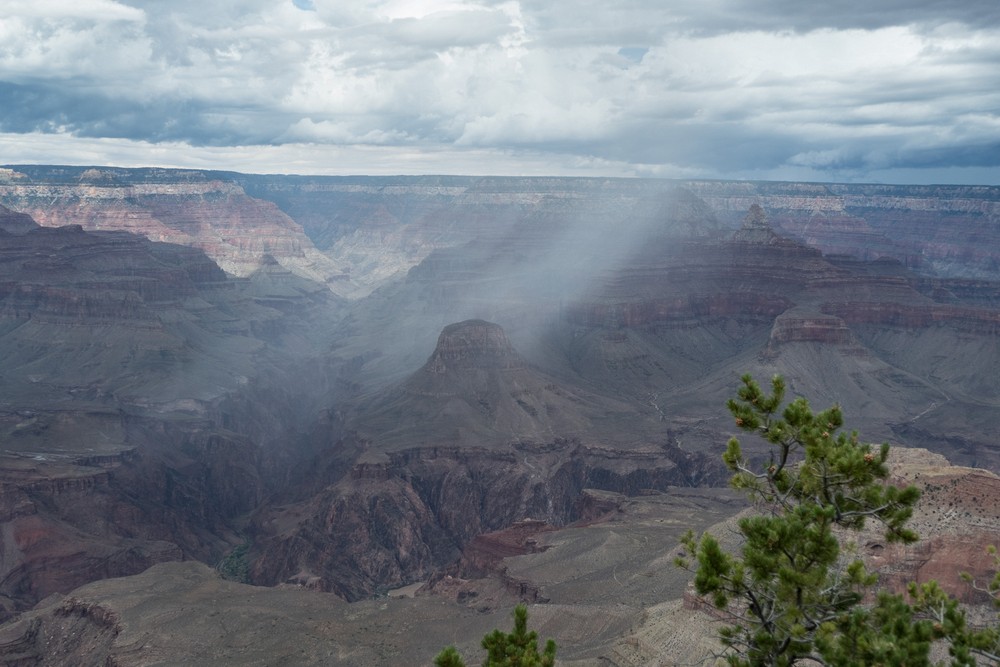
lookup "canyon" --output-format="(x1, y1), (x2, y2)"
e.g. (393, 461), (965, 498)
(0, 166), (998, 664)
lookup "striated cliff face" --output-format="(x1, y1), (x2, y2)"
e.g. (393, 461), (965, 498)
(311, 185), (1000, 501)
(0, 396), (281, 619)
(239, 175), (724, 303)
(229, 174), (1000, 291)
(425, 320), (523, 372)
(0, 210), (337, 411)
(0, 167), (357, 297)
(4, 169), (1000, 296)
(6, 449), (995, 667)
(0, 461), (185, 617)
(0, 222), (226, 325)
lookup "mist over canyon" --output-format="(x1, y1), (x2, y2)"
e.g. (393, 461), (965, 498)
(0, 165), (998, 665)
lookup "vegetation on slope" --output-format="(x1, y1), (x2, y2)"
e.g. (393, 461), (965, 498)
(679, 374), (1000, 666)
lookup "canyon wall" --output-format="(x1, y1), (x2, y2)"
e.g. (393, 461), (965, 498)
(0, 207), (347, 616)
(0, 166), (356, 296)
(0, 167), (998, 622)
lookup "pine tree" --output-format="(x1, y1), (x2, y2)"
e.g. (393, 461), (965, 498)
(677, 374), (925, 666)
(909, 550), (1000, 666)
(434, 645), (468, 667)
(434, 604), (556, 667)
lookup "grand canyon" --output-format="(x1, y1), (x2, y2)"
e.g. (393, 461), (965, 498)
(0, 165), (998, 665)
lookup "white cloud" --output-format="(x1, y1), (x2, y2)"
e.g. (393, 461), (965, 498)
(282, 118), (412, 144)
(0, 0), (998, 182)
(1, 0), (144, 21)
(0, 5), (150, 81)
(0, 131), (644, 177)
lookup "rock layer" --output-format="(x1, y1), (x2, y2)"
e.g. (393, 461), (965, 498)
(0, 167), (356, 296)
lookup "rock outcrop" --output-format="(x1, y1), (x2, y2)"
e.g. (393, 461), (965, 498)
(353, 319), (664, 450)
(251, 440), (700, 603)
(424, 319), (524, 372)
(248, 321), (724, 600)
(0, 203), (36, 234)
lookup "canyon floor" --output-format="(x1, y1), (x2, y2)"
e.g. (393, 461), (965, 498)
(0, 487), (744, 666)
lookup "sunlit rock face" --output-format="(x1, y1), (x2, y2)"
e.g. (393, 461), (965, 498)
(0, 167), (356, 296)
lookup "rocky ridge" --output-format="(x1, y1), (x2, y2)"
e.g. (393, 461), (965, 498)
(683, 180), (1000, 279)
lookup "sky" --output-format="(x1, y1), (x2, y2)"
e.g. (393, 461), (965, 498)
(1, 0), (999, 184)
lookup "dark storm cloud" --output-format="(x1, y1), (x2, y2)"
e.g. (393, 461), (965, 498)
(1, 0), (999, 182)
(696, 0), (1000, 33)
(0, 82), (289, 146)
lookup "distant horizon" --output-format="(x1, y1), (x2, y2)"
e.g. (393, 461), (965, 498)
(3, 161), (999, 189)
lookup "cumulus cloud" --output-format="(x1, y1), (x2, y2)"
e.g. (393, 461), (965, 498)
(0, 0), (998, 182)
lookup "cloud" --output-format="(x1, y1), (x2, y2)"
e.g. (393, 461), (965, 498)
(379, 8), (515, 48)
(0, 0), (998, 182)
(698, 0), (1000, 33)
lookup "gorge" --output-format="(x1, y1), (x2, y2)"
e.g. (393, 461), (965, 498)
(0, 165), (999, 664)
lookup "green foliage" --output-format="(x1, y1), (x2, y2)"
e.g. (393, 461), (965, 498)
(434, 645), (467, 667)
(434, 604), (556, 667)
(966, 546), (1000, 664)
(817, 591), (942, 666)
(482, 605), (557, 667)
(909, 548), (1000, 666)
(677, 374), (925, 666)
(216, 541), (250, 583)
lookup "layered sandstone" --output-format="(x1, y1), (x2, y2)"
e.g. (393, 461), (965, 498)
(6, 168), (1000, 293)
(13, 448), (995, 667)
(0, 167), (357, 296)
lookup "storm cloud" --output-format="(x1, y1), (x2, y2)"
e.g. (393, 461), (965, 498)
(1, 0), (998, 182)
